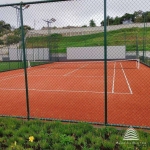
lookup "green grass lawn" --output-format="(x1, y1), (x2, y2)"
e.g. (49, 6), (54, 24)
(0, 61), (48, 72)
(26, 27), (150, 53)
(0, 62), (23, 72)
(0, 117), (150, 150)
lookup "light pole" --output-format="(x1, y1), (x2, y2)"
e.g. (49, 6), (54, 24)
(11, 4), (30, 50)
(43, 18), (56, 35)
(34, 20), (39, 30)
(43, 18), (56, 61)
(12, 4), (30, 28)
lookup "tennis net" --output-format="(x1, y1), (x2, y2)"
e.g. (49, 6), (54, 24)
(27, 59), (140, 70)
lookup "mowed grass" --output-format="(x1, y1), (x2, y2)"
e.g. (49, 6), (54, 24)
(0, 62), (23, 72)
(0, 61), (47, 72)
(26, 27), (150, 52)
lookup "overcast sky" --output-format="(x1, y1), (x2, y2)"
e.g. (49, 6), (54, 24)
(0, 0), (150, 30)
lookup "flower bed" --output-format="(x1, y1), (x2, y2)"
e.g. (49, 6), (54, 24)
(0, 117), (150, 150)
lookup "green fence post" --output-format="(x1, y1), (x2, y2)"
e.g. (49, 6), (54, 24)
(136, 33), (139, 59)
(124, 32), (126, 48)
(20, 2), (30, 120)
(104, 0), (108, 126)
(8, 47), (10, 70)
(143, 13), (146, 62)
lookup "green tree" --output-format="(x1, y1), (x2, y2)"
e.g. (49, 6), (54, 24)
(14, 25), (31, 36)
(100, 20), (104, 26)
(89, 19), (96, 27)
(82, 25), (87, 27)
(141, 11), (150, 23)
(0, 39), (4, 45)
(113, 16), (121, 25)
(121, 13), (135, 24)
(2, 24), (11, 30)
(19, 25), (31, 30)
(0, 20), (11, 33)
(109, 17), (114, 25)
(106, 16), (110, 26)
(134, 10), (143, 23)
(6, 35), (20, 45)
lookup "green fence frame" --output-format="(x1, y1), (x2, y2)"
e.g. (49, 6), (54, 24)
(0, 0), (149, 130)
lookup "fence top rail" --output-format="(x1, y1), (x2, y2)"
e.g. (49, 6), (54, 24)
(0, 0), (71, 7)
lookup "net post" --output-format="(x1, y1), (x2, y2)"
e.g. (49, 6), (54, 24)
(28, 60), (31, 68)
(137, 59), (140, 69)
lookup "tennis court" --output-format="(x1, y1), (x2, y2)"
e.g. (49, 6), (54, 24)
(0, 60), (150, 127)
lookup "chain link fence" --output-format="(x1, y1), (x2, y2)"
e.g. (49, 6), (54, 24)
(0, 0), (150, 129)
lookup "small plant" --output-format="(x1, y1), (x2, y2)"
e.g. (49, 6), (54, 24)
(64, 144), (76, 150)
(90, 136), (103, 149)
(77, 136), (87, 149)
(52, 143), (63, 150)
(102, 140), (115, 149)
(59, 134), (75, 146)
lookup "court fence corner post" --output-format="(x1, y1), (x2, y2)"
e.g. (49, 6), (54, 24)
(104, 0), (108, 126)
(20, 2), (30, 121)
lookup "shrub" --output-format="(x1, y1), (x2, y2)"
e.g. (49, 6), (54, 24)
(102, 140), (115, 149)
(6, 35), (20, 45)
(1, 117), (150, 149)
(51, 33), (62, 38)
(59, 134), (75, 146)
(0, 39), (4, 45)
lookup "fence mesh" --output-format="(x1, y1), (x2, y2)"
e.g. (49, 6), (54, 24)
(0, 0), (150, 129)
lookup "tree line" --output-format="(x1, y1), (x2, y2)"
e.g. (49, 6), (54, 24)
(101, 10), (150, 26)
(0, 10), (150, 45)
(0, 20), (31, 45)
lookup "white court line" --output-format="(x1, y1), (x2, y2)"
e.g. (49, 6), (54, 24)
(0, 87), (132, 95)
(55, 61), (105, 64)
(0, 74), (23, 82)
(0, 73), (23, 80)
(0, 88), (112, 94)
(120, 63), (133, 94)
(63, 64), (89, 76)
(27, 74), (113, 78)
(112, 62), (116, 93)
(113, 92), (132, 95)
(55, 61), (96, 64)
(0, 73), (112, 82)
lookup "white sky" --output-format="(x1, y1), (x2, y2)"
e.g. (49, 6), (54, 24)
(0, 0), (149, 29)
(0, 0), (32, 4)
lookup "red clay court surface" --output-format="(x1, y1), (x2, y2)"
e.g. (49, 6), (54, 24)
(0, 61), (150, 127)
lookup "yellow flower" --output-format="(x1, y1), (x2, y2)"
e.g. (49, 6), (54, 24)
(29, 136), (34, 142)
(14, 141), (17, 146)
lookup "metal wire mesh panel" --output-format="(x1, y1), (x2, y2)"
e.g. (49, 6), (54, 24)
(0, 5), (27, 118)
(0, 0), (150, 130)
(23, 0), (104, 124)
(107, 0), (150, 128)
(0, 0), (105, 124)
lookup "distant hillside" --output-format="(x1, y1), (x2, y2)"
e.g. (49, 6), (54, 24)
(26, 27), (150, 52)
